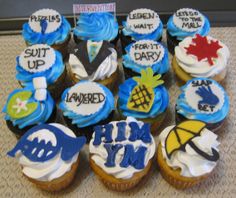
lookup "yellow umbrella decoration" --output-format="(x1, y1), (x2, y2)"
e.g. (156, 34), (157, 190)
(165, 120), (219, 161)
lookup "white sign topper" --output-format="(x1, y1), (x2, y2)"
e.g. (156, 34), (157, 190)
(65, 82), (106, 116)
(73, 3), (116, 14)
(19, 44), (56, 73)
(127, 8), (160, 34)
(129, 40), (164, 66)
(173, 8), (204, 32)
(185, 79), (225, 114)
(29, 9), (62, 34)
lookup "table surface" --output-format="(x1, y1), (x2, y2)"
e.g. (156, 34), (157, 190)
(0, 27), (236, 198)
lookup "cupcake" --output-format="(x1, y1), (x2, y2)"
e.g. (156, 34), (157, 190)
(2, 77), (57, 138)
(118, 68), (169, 134)
(157, 120), (220, 189)
(120, 8), (163, 51)
(16, 44), (67, 99)
(22, 8), (71, 58)
(73, 12), (119, 45)
(67, 40), (118, 91)
(167, 8), (210, 54)
(7, 123), (86, 191)
(172, 34), (230, 85)
(176, 78), (230, 132)
(123, 40), (169, 79)
(89, 117), (156, 191)
(59, 81), (115, 141)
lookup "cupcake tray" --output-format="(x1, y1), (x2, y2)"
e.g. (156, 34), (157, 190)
(0, 27), (236, 197)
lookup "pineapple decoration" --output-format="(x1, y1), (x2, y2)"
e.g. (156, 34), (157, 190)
(127, 68), (164, 113)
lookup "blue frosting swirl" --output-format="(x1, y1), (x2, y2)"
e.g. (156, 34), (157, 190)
(16, 50), (65, 87)
(2, 86), (55, 129)
(118, 78), (169, 119)
(22, 16), (71, 45)
(167, 15), (210, 41)
(122, 20), (163, 41)
(122, 42), (169, 74)
(73, 12), (118, 41)
(176, 78), (230, 123)
(59, 81), (115, 128)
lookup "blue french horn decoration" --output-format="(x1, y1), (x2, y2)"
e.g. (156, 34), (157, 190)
(7, 124), (86, 162)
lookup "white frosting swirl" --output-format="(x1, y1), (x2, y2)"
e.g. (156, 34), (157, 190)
(89, 117), (156, 179)
(14, 123), (79, 182)
(69, 43), (117, 81)
(175, 36), (230, 78)
(159, 125), (220, 177)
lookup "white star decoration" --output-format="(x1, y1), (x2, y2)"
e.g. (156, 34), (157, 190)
(12, 98), (28, 114)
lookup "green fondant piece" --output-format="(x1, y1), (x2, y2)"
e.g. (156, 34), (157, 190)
(7, 91), (38, 119)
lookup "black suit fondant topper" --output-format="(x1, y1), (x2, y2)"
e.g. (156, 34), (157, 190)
(74, 41), (114, 76)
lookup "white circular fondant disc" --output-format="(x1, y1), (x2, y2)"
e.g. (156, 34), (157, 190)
(29, 8), (62, 34)
(65, 82), (106, 116)
(185, 79), (225, 114)
(127, 8), (160, 34)
(173, 8), (204, 32)
(19, 44), (56, 73)
(129, 40), (164, 66)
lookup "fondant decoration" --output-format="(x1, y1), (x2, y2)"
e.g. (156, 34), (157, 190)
(73, 3), (116, 14)
(29, 9), (62, 34)
(40, 19), (48, 34)
(74, 41), (113, 75)
(8, 124), (86, 162)
(173, 8), (204, 32)
(65, 82), (106, 116)
(185, 34), (222, 65)
(129, 40), (164, 66)
(127, 68), (164, 113)
(165, 120), (219, 161)
(6, 91), (38, 119)
(33, 76), (48, 101)
(92, 120), (152, 169)
(196, 86), (219, 106)
(126, 8), (160, 34)
(185, 79), (224, 113)
(19, 44), (56, 73)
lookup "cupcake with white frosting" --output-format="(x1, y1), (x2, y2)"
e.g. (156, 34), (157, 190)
(89, 117), (156, 191)
(172, 34), (230, 85)
(68, 40), (118, 91)
(7, 123), (86, 191)
(157, 120), (220, 189)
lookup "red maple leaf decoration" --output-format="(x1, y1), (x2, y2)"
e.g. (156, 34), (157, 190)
(185, 34), (222, 66)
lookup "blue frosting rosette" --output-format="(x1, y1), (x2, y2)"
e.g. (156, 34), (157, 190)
(59, 81), (115, 128)
(123, 40), (169, 74)
(122, 8), (163, 41)
(2, 85), (54, 129)
(73, 12), (118, 42)
(118, 68), (169, 119)
(167, 8), (210, 41)
(22, 9), (71, 45)
(176, 78), (230, 123)
(16, 44), (65, 87)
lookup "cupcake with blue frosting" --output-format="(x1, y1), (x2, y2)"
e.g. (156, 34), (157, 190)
(167, 8), (210, 54)
(59, 81), (115, 141)
(22, 8), (71, 57)
(121, 8), (163, 51)
(118, 68), (169, 134)
(73, 12), (119, 45)
(176, 78), (230, 132)
(16, 44), (67, 99)
(2, 77), (57, 138)
(123, 39), (169, 79)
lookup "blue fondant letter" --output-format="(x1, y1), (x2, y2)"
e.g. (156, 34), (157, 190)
(120, 144), (147, 169)
(115, 122), (127, 142)
(128, 122), (152, 143)
(104, 144), (123, 167)
(93, 124), (113, 145)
